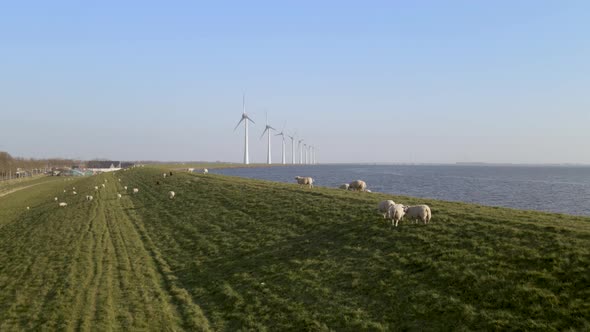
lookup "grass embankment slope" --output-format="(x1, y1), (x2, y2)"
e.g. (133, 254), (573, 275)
(0, 168), (589, 331)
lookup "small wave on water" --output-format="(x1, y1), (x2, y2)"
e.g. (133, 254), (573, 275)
(213, 164), (590, 216)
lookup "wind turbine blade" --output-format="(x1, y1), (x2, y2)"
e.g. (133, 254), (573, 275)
(246, 115), (255, 124)
(242, 93), (246, 114)
(234, 118), (244, 131)
(260, 128), (268, 139)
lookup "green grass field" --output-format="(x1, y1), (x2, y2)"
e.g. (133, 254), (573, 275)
(1, 168), (589, 331)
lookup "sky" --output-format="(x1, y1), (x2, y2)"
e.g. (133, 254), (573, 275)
(1, 1), (589, 164)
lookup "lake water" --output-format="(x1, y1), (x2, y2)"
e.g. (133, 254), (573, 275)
(212, 164), (590, 216)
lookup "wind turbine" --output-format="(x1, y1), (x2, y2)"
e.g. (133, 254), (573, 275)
(314, 146), (318, 164)
(275, 124), (287, 165)
(260, 112), (276, 164)
(309, 146), (314, 164)
(298, 139), (304, 164)
(234, 94), (255, 164)
(304, 143), (308, 164)
(287, 132), (296, 164)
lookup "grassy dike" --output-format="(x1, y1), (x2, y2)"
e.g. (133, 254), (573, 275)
(0, 167), (589, 330)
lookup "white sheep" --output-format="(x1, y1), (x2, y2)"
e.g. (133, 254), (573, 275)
(54, 197), (58, 201)
(72, 191), (77, 195)
(59, 202), (68, 207)
(294, 176), (314, 188)
(133, 188), (139, 194)
(72, 187), (76, 190)
(168, 191), (175, 199)
(163, 173), (167, 178)
(339, 183), (350, 190)
(102, 184), (106, 188)
(86, 195), (93, 201)
(124, 186), (127, 190)
(404, 205), (432, 224)
(26, 206), (30, 210)
(94, 186), (99, 190)
(349, 180), (367, 192)
(203, 169), (208, 174)
(188, 168), (195, 172)
(386, 204), (406, 227)
(63, 190), (66, 193)
(118, 178), (121, 182)
(117, 193), (122, 199)
(377, 200), (396, 219)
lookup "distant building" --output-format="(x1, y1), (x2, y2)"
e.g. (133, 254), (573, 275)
(86, 160), (134, 174)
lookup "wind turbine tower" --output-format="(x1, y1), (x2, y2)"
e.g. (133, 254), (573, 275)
(298, 139), (304, 164)
(260, 113), (276, 165)
(275, 129), (286, 165)
(314, 147), (318, 164)
(304, 143), (308, 164)
(233, 94), (255, 164)
(287, 133), (296, 164)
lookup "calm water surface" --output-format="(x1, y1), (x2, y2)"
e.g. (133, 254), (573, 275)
(213, 165), (590, 216)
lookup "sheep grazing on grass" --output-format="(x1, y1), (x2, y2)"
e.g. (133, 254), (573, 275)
(203, 169), (208, 174)
(94, 186), (99, 190)
(339, 183), (350, 190)
(72, 191), (77, 195)
(163, 173), (167, 178)
(188, 168), (195, 172)
(168, 191), (175, 199)
(26, 206), (30, 210)
(295, 176), (314, 188)
(63, 190), (66, 193)
(59, 202), (68, 207)
(386, 204), (406, 227)
(72, 187), (76, 190)
(86, 195), (93, 201)
(133, 188), (139, 194)
(124, 186), (127, 190)
(377, 200), (396, 219)
(117, 194), (122, 199)
(102, 184), (106, 188)
(118, 178), (121, 182)
(349, 180), (367, 192)
(404, 205), (432, 224)
(54, 197), (58, 201)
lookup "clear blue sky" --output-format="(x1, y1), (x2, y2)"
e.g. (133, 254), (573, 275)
(1, 1), (589, 163)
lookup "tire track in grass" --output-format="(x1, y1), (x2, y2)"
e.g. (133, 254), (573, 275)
(100, 182), (185, 331)
(121, 172), (212, 331)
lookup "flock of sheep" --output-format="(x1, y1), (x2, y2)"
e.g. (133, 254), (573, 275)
(295, 176), (432, 228)
(46, 168), (196, 211)
(51, 177), (141, 208)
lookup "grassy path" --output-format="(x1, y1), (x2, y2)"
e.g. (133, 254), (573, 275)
(0, 174), (186, 331)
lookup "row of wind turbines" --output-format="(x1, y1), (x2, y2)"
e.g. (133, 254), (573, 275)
(234, 95), (318, 165)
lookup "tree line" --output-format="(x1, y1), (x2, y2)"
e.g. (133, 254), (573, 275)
(0, 151), (74, 180)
